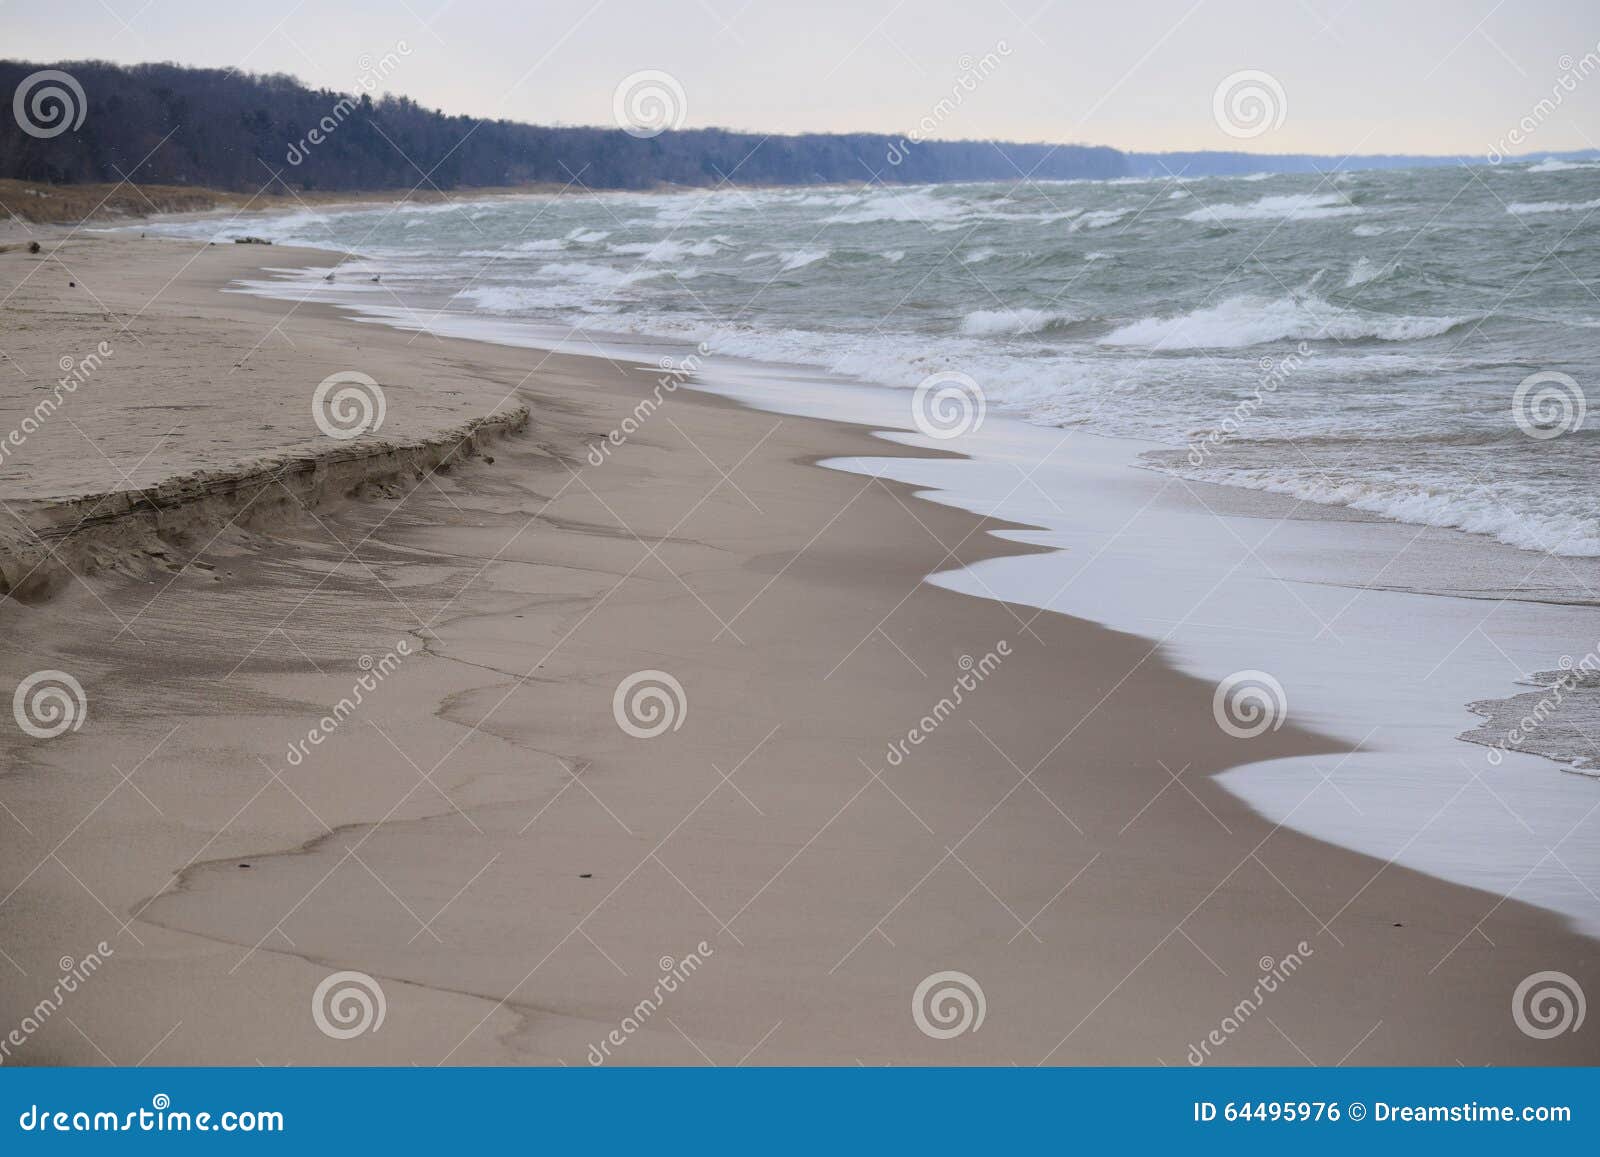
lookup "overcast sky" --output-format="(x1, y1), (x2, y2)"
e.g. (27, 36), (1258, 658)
(6, 0), (1600, 155)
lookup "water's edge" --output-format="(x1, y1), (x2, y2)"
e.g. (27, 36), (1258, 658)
(194, 247), (1600, 940)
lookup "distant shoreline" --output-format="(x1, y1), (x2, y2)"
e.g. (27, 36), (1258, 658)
(0, 178), (578, 227)
(6, 148), (1600, 229)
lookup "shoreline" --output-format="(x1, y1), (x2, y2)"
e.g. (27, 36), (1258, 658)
(178, 222), (1600, 934)
(0, 179), (590, 229)
(0, 231), (1595, 1065)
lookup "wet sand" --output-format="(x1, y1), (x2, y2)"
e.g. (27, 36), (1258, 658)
(0, 233), (1595, 1065)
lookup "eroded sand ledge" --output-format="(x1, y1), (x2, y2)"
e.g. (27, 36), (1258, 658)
(1, 232), (531, 598)
(0, 407), (528, 600)
(0, 230), (1595, 1067)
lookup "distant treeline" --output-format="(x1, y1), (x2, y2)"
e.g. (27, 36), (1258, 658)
(0, 60), (1126, 192)
(8, 60), (1590, 196)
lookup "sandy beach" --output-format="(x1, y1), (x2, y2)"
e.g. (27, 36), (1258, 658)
(0, 230), (1595, 1066)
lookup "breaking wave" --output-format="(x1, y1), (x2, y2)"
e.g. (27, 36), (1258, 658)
(1098, 293), (1465, 349)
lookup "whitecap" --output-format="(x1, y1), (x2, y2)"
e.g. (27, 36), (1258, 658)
(1184, 193), (1362, 224)
(534, 260), (660, 288)
(607, 238), (720, 261)
(1525, 158), (1598, 173)
(961, 307), (1075, 336)
(824, 188), (964, 224)
(1343, 257), (1396, 288)
(1179, 468), (1600, 557)
(779, 248), (829, 272)
(1098, 293), (1464, 349)
(1506, 197), (1600, 216)
(461, 238), (568, 258)
(1069, 208), (1130, 231)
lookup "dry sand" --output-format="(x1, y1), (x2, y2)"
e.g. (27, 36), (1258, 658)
(0, 232), (1594, 1066)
